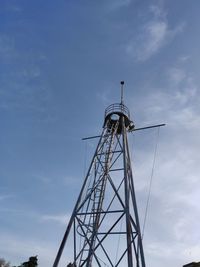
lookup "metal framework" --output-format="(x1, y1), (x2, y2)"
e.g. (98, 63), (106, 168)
(52, 98), (149, 267)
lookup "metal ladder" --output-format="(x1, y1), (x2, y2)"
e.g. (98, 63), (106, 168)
(77, 121), (119, 266)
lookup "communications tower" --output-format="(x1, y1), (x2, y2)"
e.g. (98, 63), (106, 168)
(53, 82), (164, 267)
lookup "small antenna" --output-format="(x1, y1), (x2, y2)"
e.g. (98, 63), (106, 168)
(120, 81), (124, 104)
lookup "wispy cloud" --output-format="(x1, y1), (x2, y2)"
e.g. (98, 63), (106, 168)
(0, 193), (14, 201)
(168, 67), (186, 85)
(126, 5), (185, 61)
(132, 64), (199, 128)
(96, 83), (114, 106)
(0, 34), (16, 60)
(0, 232), (56, 266)
(106, 0), (132, 10)
(129, 67), (200, 266)
(167, 66), (197, 106)
(41, 213), (70, 225)
(178, 55), (190, 63)
(0, 32), (51, 119)
(133, 130), (200, 266)
(5, 3), (22, 13)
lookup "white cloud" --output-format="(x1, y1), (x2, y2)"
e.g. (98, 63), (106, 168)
(22, 67), (41, 78)
(126, 5), (185, 61)
(168, 67), (186, 85)
(0, 233), (56, 267)
(145, 240), (198, 267)
(132, 66), (198, 128)
(134, 136), (200, 266)
(0, 34), (16, 60)
(126, 66), (200, 266)
(179, 55), (190, 63)
(0, 194), (14, 201)
(41, 213), (70, 225)
(167, 67), (197, 105)
(149, 4), (166, 19)
(97, 84), (113, 107)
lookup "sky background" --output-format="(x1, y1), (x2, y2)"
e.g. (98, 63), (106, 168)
(0, 0), (200, 266)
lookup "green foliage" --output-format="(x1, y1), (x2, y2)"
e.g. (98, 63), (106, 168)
(0, 256), (38, 267)
(0, 258), (11, 267)
(20, 256), (38, 267)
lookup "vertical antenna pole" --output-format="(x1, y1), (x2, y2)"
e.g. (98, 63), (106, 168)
(120, 81), (124, 105)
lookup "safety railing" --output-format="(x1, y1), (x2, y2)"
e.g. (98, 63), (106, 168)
(104, 103), (130, 119)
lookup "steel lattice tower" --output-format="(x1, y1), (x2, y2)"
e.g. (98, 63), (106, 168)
(53, 82), (146, 267)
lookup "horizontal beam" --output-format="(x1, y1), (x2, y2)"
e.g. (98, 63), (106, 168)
(130, 123), (166, 132)
(82, 134), (103, 141)
(77, 210), (124, 216)
(97, 232), (127, 235)
(110, 168), (124, 172)
(82, 123), (166, 140)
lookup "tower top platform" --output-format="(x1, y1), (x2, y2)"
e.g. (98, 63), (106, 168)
(104, 103), (134, 132)
(105, 103), (130, 120)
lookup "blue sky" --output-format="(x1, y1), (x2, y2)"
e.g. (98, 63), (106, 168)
(0, 0), (200, 266)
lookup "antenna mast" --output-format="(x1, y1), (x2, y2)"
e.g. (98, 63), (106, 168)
(120, 80), (124, 105)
